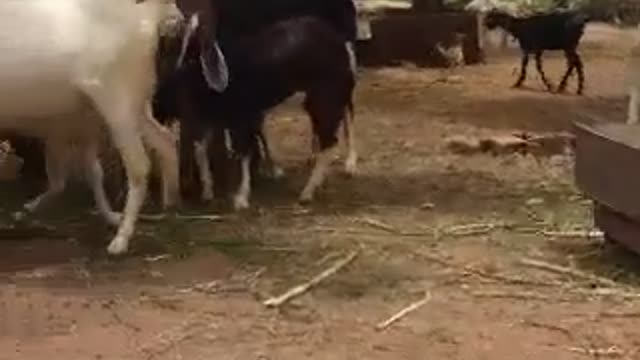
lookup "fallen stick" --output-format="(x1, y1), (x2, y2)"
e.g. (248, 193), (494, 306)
(518, 258), (618, 287)
(89, 211), (224, 222)
(375, 292), (432, 331)
(567, 346), (623, 358)
(144, 254), (171, 263)
(540, 229), (604, 239)
(521, 319), (573, 339)
(443, 222), (504, 237)
(263, 249), (360, 307)
(357, 217), (399, 234)
(419, 252), (561, 287)
(572, 288), (640, 300)
(471, 290), (560, 302)
(142, 213), (224, 222)
(598, 311), (640, 319)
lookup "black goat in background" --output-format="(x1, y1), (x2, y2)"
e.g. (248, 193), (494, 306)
(485, 9), (589, 94)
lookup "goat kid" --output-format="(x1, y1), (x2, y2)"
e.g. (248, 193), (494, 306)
(484, 10), (589, 94)
(0, 0), (181, 255)
(154, 16), (356, 209)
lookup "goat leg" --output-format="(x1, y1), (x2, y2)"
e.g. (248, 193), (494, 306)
(534, 52), (554, 92)
(15, 139), (68, 221)
(513, 53), (529, 88)
(193, 130), (214, 201)
(233, 155), (252, 210)
(342, 104), (358, 176)
(255, 126), (285, 180)
(574, 53), (585, 95)
(84, 141), (121, 227)
(300, 145), (336, 204)
(557, 50), (576, 94)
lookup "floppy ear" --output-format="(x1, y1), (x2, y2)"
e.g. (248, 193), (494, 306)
(200, 40), (229, 92)
(176, 13), (229, 92)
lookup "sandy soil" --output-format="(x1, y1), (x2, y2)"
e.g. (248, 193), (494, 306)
(1, 22), (640, 360)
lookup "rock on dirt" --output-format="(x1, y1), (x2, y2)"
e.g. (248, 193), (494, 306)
(445, 135), (481, 154)
(479, 135), (528, 155)
(445, 132), (576, 156)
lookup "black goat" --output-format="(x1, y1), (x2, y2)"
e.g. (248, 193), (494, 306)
(484, 9), (589, 94)
(153, 16), (356, 209)
(174, 0), (358, 92)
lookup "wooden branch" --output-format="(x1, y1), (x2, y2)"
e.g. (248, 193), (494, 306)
(90, 210), (224, 222)
(471, 290), (559, 302)
(567, 346), (624, 358)
(518, 258), (618, 287)
(357, 217), (399, 233)
(263, 250), (360, 308)
(375, 292), (432, 331)
(540, 229), (604, 239)
(419, 252), (561, 287)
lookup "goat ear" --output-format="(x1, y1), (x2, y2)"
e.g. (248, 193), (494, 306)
(200, 41), (229, 92)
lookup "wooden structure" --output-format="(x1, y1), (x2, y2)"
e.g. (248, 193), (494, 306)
(356, 0), (484, 67)
(574, 117), (640, 255)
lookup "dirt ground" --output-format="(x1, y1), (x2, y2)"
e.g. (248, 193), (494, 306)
(2, 23), (640, 360)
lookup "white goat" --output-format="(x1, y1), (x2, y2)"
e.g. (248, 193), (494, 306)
(0, 0), (181, 255)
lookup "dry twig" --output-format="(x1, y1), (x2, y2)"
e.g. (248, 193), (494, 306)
(357, 217), (400, 233)
(419, 252), (560, 287)
(567, 346), (624, 358)
(354, 218), (432, 237)
(90, 211), (224, 222)
(375, 292), (432, 331)
(572, 288), (640, 300)
(541, 229), (604, 239)
(597, 311), (640, 319)
(521, 319), (573, 339)
(471, 290), (561, 302)
(263, 249), (360, 307)
(443, 222), (505, 237)
(518, 258), (618, 287)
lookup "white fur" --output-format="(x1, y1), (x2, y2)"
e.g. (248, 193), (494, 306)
(233, 156), (251, 210)
(0, 0), (180, 255)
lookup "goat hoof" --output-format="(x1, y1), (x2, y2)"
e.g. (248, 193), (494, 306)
(344, 158), (358, 177)
(270, 166), (285, 179)
(261, 165), (285, 180)
(11, 211), (28, 223)
(298, 193), (313, 205)
(107, 237), (128, 256)
(201, 191), (214, 203)
(233, 197), (250, 211)
(105, 212), (122, 227)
